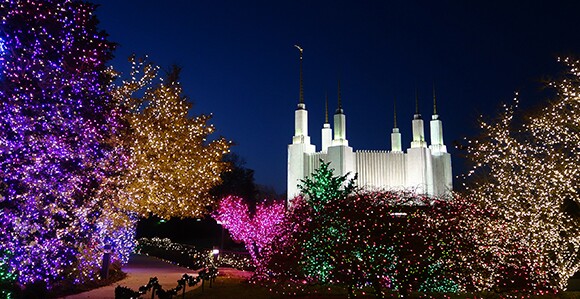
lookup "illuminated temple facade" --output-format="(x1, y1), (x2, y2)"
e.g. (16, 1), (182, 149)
(287, 52), (452, 203)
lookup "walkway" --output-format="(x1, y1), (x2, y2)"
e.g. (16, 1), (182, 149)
(60, 254), (253, 299)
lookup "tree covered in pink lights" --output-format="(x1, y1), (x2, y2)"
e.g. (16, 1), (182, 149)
(0, 0), (135, 287)
(213, 195), (285, 268)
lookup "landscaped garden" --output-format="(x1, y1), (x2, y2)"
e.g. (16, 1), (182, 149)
(0, 0), (579, 298)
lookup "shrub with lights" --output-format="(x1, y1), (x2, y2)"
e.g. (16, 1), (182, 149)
(260, 162), (493, 298)
(225, 160), (563, 298)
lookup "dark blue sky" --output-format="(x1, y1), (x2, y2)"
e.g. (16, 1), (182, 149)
(93, 0), (580, 193)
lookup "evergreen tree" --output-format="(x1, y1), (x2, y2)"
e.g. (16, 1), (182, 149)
(465, 58), (580, 291)
(211, 153), (258, 211)
(0, 0), (134, 286)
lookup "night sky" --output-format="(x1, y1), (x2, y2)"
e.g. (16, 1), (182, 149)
(92, 0), (580, 194)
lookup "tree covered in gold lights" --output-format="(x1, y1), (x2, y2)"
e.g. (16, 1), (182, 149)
(110, 57), (230, 219)
(464, 58), (580, 291)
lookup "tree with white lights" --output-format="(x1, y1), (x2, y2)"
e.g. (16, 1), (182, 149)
(111, 60), (231, 219)
(465, 58), (580, 291)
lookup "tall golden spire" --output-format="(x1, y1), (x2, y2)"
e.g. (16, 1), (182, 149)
(325, 92), (329, 123)
(294, 45), (304, 104)
(432, 83), (437, 115)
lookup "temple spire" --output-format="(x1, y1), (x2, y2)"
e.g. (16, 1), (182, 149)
(391, 96), (402, 152)
(393, 96), (398, 128)
(325, 92), (329, 123)
(336, 79), (343, 113)
(415, 89), (419, 115)
(294, 45), (304, 104)
(433, 83), (437, 115)
(332, 79), (347, 145)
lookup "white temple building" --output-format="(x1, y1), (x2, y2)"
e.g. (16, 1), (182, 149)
(287, 49), (452, 202)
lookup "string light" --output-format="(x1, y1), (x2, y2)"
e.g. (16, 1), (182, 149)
(109, 58), (231, 219)
(213, 195), (285, 269)
(136, 237), (253, 270)
(0, 0), (231, 288)
(464, 58), (580, 292)
(0, 0), (136, 287)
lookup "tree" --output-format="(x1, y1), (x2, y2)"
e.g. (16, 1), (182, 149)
(211, 153), (258, 211)
(0, 0), (135, 286)
(111, 60), (231, 219)
(213, 195), (285, 268)
(465, 58), (580, 291)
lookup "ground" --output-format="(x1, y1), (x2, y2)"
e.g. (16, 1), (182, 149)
(58, 254), (206, 299)
(58, 254), (580, 299)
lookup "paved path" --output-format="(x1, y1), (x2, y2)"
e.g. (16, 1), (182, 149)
(59, 254), (253, 299)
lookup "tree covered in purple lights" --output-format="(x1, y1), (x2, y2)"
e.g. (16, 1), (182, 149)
(0, 0), (135, 287)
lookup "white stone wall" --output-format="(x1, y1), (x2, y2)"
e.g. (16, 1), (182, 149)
(291, 144), (450, 199)
(327, 145), (356, 181)
(391, 128), (402, 152)
(405, 147), (434, 196)
(431, 152), (452, 196)
(356, 150), (388, 188)
(307, 152), (327, 178)
(386, 151), (406, 189)
(287, 143), (315, 203)
(294, 104), (309, 141)
(332, 113), (348, 146)
(321, 124), (332, 153)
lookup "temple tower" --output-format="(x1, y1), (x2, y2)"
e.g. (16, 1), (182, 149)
(321, 93), (332, 153)
(287, 45), (315, 203)
(429, 85), (452, 195)
(406, 91), (433, 195)
(327, 80), (355, 180)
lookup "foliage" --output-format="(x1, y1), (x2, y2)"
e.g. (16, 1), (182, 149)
(464, 58), (580, 291)
(211, 153), (258, 207)
(213, 196), (285, 268)
(0, 0), (135, 287)
(265, 189), (485, 297)
(297, 160), (357, 212)
(110, 59), (231, 219)
(189, 275), (580, 298)
(0, 251), (16, 299)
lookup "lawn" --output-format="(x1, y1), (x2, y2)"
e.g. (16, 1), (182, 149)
(184, 276), (369, 299)
(184, 275), (580, 299)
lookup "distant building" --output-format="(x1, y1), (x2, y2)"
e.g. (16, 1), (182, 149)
(287, 51), (452, 203)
